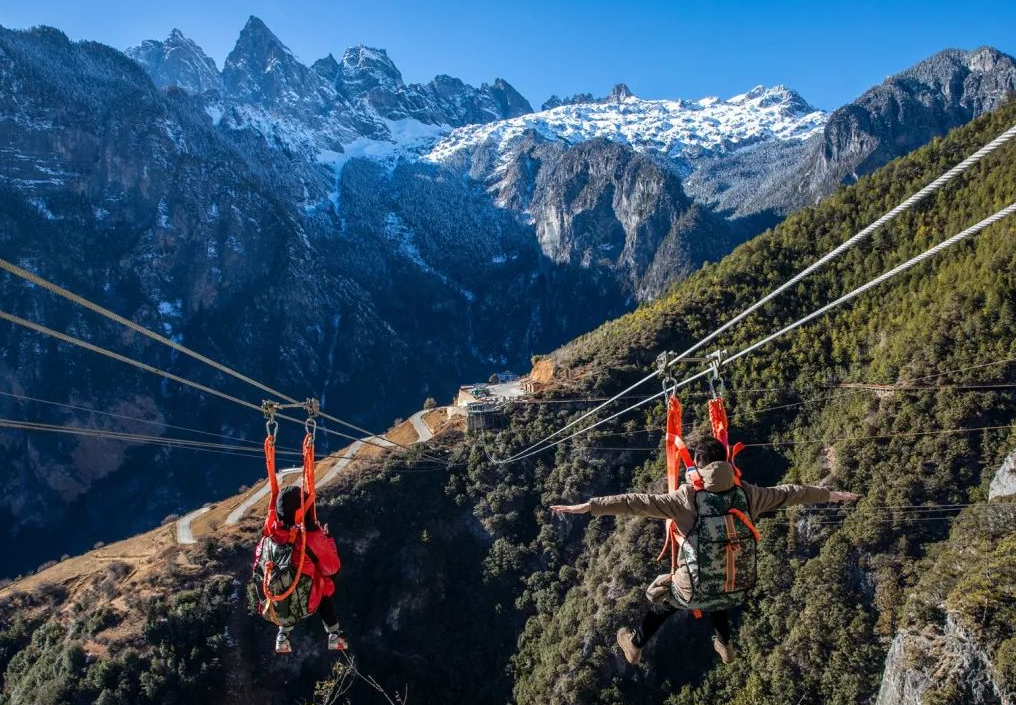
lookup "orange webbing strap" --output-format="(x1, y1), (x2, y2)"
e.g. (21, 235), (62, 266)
(301, 432), (317, 526)
(709, 397), (744, 486)
(708, 396), (729, 447)
(658, 396), (694, 569)
(263, 525), (308, 603)
(722, 514), (738, 592)
(728, 508), (761, 541)
(263, 434), (280, 536)
(261, 432), (319, 605)
(664, 396), (682, 492)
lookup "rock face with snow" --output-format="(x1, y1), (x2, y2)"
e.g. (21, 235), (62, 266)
(989, 450), (1016, 499)
(132, 18), (533, 160)
(431, 48), (1016, 224)
(789, 47), (1016, 211)
(426, 83), (827, 175)
(485, 134), (737, 299)
(125, 29), (222, 93)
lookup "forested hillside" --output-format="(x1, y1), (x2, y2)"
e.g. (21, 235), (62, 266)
(3, 100), (1016, 705)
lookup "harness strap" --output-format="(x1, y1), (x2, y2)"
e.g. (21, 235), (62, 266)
(709, 396), (743, 486)
(263, 434), (280, 537)
(728, 508), (761, 541)
(301, 432), (317, 526)
(722, 514), (738, 593)
(261, 430), (319, 605)
(658, 396), (696, 570)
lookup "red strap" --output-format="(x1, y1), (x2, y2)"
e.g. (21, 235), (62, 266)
(709, 396), (745, 486)
(728, 508), (761, 541)
(665, 396), (682, 492)
(658, 396), (699, 570)
(708, 396), (729, 447)
(301, 432), (317, 526)
(263, 434), (280, 537)
(261, 431), (319, 606)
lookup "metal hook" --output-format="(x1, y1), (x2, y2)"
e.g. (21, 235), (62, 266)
(706, 350), (727, 399)
(262, 400), (280, 439)
(303, 398), (320, 442)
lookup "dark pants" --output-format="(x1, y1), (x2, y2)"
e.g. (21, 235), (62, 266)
(632, 603), (731, 648)
(317, 577), (341, 631)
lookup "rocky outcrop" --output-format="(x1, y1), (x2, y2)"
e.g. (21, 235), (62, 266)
(876, 617), (1010, 705)
(789, 47), (1016, 212)
(990, 450), (1016, 499)
(125, 29), (222, 93)
(516, 138), (737, 299)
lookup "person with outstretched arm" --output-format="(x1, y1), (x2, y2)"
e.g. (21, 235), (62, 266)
(551, 437), (859, 665)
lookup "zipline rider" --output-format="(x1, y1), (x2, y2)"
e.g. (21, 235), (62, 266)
(551, 437), (859, 665)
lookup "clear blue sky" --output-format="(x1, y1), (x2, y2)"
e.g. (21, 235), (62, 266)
(2, 0), (1015, 110)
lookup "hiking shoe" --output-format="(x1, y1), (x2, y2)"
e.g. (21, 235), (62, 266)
(275, 630), (293, 655)
(327, 631), (348, 651)
(712, 636), (735, 664)
(616, 627), (642, 665)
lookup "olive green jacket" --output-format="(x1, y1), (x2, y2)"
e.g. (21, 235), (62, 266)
(588, 461), (830, 603)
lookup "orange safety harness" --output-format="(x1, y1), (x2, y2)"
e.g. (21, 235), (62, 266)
(656, 352), (760, 614)
(260, 400), (319, 604)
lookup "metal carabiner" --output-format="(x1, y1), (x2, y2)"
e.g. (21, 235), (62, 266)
(706, 350), (727, 399)
(303, 398), (320, 442)
(657, 350), (678, 396)
(262, 400), (280, 439)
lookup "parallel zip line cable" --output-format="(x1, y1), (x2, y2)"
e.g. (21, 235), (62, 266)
(0, 258), (445, 463)
(0, 418), (304, 458)
(0, 310), (431, 459)
(493, 201), (1016, 463)
(0, 389), (263, 447)
(583, 356), (1016, 441)
(571, 422), (1016, 452)
(488, 122), (1016, 464)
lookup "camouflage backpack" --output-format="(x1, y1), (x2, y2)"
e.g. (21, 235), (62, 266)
(671, 486), (758, 611)
(252, 535), (314, 627)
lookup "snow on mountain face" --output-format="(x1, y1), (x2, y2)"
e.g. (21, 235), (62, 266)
(128, 18), (533, 171)
(125, 29), (221, 93)
(339, 45), (405, 96)
(425, 84), (827, 171)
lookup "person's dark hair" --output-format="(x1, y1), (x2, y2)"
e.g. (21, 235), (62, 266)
(276, 485), (317, 529)
(693, 437), (727, 467)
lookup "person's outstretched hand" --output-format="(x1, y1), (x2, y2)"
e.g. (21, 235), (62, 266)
(828, 491), (861, 503)
(550, 502), (591, 515)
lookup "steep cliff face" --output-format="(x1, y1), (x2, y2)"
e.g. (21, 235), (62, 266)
(876, 618), (1010, 705)
(453, 132), (739, 301)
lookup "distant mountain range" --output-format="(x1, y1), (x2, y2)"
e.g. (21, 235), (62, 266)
(0, 14), (1014, 575)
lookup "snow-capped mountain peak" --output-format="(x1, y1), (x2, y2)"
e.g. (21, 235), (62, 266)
(338, 45), (405, 96)
(425, 84), (827, 169)
(125, 28), (221, 93)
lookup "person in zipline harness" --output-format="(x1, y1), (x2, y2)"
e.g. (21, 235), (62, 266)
(256, 484), (348, 654)
(551, 437), (859, 665)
